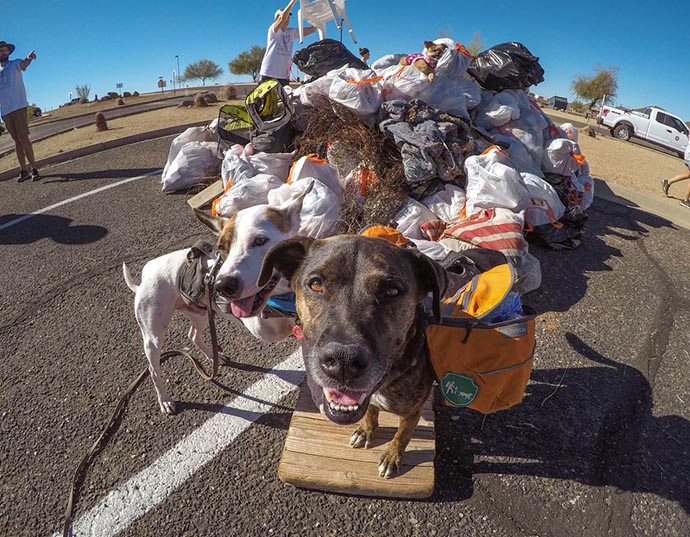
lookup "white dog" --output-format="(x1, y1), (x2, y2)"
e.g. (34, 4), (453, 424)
(123, 189), (310, 414)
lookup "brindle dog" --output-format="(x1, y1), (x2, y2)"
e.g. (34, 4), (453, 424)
(258, 235), (449, 478)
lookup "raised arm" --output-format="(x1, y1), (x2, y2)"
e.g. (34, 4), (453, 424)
(272, 0), (297, 32)
(19, 50), (36, 71)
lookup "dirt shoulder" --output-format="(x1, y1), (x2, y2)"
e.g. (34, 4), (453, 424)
(0, 105), (221, 173)
(546, 108), (685, 200)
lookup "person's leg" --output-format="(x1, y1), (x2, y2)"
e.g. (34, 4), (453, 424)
(668, 168), (690, 186)
(12, 108), (36, 168)
(2, 111), (27, 169)
(662, 165), (690, 196)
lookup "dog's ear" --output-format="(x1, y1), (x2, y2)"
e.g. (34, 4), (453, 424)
(276, 180), (315, 231)
(193, 208), (227, 236)
(258, 236), (315, 287)
(409, 249), (449, 322)
(423, 40), (435, 49)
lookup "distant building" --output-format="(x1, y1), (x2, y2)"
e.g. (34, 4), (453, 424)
(548, 96), (568, 111)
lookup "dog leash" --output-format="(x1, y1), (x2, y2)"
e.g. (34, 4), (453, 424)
(63, 253), (224, 537)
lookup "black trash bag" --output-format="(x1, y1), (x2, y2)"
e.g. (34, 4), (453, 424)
(526, 222), (582, 250)
(293, 38), (368, 78)
(467, 42), (545, 92)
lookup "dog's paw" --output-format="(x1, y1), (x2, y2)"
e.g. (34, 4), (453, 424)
(378, 449), (402, 479)
(349, 426), (372, 449)
(160, 400), (177, 415)
(427, 73), (435, 82)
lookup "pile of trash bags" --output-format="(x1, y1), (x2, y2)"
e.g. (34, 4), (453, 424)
(161, 38), (594, 296)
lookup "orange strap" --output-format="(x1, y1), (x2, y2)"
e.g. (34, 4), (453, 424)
(345, 75), (383, 86)
(481, 145), (510, 158)
(455, 42), (474, 58)
(571, 153), (586, 165)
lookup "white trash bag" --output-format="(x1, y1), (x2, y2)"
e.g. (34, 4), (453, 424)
(267, 179), (341, 238)
(248, 151), (295, 181)
(214, 173), (284, 217)
(464, 148), (531, 216)
(380, 63), (430, 103)
(162, 126), (216, 179)
(571, 173), (595, 210)
(542, 137), (584, 176)
(161, 141), (220, 193)
(421, 184), (466, 223)
(287, 155), (342, 197)
(393, 197), (438, 240)
(329, 67), (383, 121)
(521, 172), (566, 227)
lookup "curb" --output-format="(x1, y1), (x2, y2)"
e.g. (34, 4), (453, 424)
(0, 120), (209, 182)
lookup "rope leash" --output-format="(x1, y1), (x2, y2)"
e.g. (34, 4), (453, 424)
(62, 276), (221, 537)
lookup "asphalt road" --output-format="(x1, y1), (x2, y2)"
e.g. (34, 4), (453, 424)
(1, 138), (689, 536)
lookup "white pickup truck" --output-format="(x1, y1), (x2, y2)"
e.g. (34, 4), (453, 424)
(598, 105), (689, 157)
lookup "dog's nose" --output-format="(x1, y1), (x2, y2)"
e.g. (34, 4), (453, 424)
(214, 275), (241, 299)
(319, 343), (367, 383)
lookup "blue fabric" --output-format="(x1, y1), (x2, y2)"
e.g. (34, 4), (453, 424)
(266, 292), (297, 314)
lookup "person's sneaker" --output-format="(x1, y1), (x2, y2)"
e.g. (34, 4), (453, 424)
(30, 168), (41, 181)
(17, 169), (30, 182)
(661, 179), (670, 196)
(680, 200), (690, 209)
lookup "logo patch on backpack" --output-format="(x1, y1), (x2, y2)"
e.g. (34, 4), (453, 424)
(440, 372), (479, 407)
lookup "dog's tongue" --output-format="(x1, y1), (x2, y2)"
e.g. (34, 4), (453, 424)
(230, 295), (255, 318)
(324, 388), (366, 406)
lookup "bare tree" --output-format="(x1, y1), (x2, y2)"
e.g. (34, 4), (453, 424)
(468, 31), (484, 57)
(75, 83), (91, 100)
(183, 59), (223, 86)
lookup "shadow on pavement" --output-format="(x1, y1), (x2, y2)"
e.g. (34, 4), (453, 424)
(438, 333), (690, 513)
(525, 197), (676, 313)
(40, 167), (160, 183)
(433, 197), (688, 512)
(0, 213), (107, 245)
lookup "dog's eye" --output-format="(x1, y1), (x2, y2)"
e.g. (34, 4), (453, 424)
(253, 237), (268, 247)
(384, 285), (401, 297)
(308, 278), (324, 293)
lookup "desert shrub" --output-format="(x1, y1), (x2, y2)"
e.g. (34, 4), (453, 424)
(193, 94), (208, 107)
(95, 112), (108, 131)
(220, 84), (237, 100)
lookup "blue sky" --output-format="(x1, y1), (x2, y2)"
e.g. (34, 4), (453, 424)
(4, 0), (690, 120)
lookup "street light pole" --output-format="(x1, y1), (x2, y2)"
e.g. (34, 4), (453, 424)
(175, 55), (180, 90)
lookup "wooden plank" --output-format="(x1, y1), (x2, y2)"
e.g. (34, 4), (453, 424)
(187, 179), (224, 210)
(278, 383), (435, 499)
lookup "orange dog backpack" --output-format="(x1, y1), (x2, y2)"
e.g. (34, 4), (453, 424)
(426, 262), (536, 414)
(360, 225), (536, 414)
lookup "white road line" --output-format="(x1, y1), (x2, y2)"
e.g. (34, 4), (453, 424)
(56, 350), (305, 537)
(0, 170), (161, 232)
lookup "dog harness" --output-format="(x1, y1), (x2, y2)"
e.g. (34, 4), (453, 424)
(178, 240), (223, 308)
(404, 52), (438, 69)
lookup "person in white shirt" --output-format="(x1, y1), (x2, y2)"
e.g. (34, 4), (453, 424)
(0, 40), (39, 182)
(259, 0), (317, 86)
(662, 142), (690, 209)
